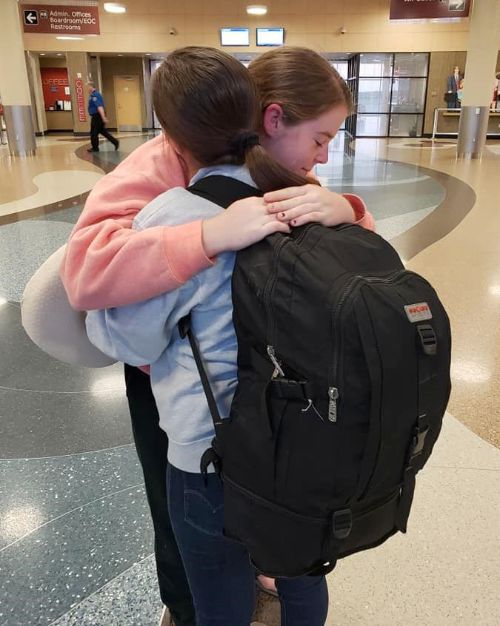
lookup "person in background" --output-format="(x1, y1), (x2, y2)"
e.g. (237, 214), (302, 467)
(445, 65), (462, 109)
(457, 77), (464, 106)
(87, 81), (119, 152)
(491, 72), (500, 110)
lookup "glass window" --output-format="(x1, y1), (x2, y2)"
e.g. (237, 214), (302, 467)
(357, 78), (391, 113)
(332, 61), (348, 80)
(356, 114), (389, 137)
(391, 78), (426, 113)
(389, 114), (424, 137)
(150, 60), (163, 129)
(394, 53), (429, 77)
(359, 53), (393, 77)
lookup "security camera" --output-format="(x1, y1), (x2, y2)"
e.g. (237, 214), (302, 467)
(169, 27), (177, 35)
(339, 26), (346, 35)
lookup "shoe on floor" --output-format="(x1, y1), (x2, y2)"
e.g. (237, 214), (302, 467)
(87, 148), (99, 152)
(255, 574), (278, 598)
(114, 140), (120, 151)
(158, 605), (175, 626)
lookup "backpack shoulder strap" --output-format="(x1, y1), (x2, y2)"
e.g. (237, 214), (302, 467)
(179, 175), (262, 434)
(187, 174), (262, 208)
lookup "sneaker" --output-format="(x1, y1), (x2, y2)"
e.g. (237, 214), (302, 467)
(255, 574), (278, 598)
(87, 148), (99, 152)
(158, 606), (175, 626)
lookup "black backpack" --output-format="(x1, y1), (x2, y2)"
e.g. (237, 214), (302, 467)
(181, 175), (452, 578)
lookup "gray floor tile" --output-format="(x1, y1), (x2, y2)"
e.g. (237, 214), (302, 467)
(0, 386), (131, 458)
(0, 486), (153, 626)
(0, 446), (142, 550)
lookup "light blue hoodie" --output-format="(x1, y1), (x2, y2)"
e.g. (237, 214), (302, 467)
(86, 165), (257, 473)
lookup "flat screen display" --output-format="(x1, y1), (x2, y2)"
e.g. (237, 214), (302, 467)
(256, 28), (284, 46)
(220, 28), (250, 46)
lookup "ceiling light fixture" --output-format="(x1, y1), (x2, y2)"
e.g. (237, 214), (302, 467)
(104, 2), (127, 14)
(56, 36), (85, 40)
(39, 53), (46, 56)
(246, 5), (268, 16)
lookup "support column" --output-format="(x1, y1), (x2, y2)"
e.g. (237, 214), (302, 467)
(457, 0), (500, 159)
(26, 52), (47, 136)
(66, 52), (92, 136)
(0, 0), (36, 156)
(142, 57), (153, 130)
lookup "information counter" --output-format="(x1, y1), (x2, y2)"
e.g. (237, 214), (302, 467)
(432, 108), (500, 139)
(46, 110), (73, 132)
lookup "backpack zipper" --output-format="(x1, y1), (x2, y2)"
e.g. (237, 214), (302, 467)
(328, 270), (407, 423)
(267, 345), (285, 378)
(263, 235), (291, 374)
(328, 275), (361, 422)
(263, 228), (316, 375)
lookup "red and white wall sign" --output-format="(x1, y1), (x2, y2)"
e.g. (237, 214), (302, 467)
(74, 78), (87, 123)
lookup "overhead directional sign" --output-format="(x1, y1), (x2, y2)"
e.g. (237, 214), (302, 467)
(20, 4), (100, 35)
(390, 0), (471, 20)
(24, 10), (38, 25)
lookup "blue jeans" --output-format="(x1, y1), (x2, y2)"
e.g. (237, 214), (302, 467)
(167, 464), (329, 626)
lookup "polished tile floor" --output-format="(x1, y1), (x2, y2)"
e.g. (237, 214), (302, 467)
(0, 133), (498, 625)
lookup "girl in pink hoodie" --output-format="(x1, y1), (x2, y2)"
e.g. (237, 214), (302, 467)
(60, 47), (374, 626)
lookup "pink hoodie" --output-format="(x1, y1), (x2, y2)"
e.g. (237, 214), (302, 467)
(61, 134), (374, 311)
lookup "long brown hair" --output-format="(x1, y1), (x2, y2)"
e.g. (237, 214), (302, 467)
(151, 46), (315, 193)
(249, 46), (353, 127)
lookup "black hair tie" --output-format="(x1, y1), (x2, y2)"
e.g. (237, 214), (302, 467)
(231, 132), (260, 158)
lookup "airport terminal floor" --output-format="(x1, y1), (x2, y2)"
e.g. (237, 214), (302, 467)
(0, 132), (498, 626)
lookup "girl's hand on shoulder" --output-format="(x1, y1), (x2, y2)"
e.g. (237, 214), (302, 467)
(202, 196), (290, 257)
(264, 184), (355, 228)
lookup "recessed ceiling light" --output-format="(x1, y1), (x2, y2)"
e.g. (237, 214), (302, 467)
(56, 53), (63, 56)
(104, 2), (127, 13)
(247, 5), (267, 15)
(145, 53), (151, 56)
(118, 54), (123, 56)
(56, 36), (85, 40)
(39, 53), (46, 56)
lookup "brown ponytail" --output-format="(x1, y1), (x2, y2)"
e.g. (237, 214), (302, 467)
(151, 46), (316, 194)
(245, 143), (317, 193)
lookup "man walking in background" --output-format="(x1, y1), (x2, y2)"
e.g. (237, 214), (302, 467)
(87, 81), (119, 152)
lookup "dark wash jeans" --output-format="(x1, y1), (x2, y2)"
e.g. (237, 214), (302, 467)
(167, 463), (329, 626)
(124, 364), (196, 626)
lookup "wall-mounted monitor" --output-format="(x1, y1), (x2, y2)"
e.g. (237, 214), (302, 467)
(256, 27), (284, 46)
(220, 28), (250, 46)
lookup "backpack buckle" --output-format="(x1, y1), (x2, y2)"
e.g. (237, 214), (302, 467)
(332, 508), (352, 540)
(412, 427), (428, 458)
(409, 419), (429, 461)
(200, 446), (222, 485)
(416, 324), (437, 356)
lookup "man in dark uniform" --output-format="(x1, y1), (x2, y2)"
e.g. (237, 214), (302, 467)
(87, 82), (119, 152)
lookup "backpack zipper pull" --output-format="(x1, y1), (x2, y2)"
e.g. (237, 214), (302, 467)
(267, 345), (285, 378)
(328, 387), (339, 422)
